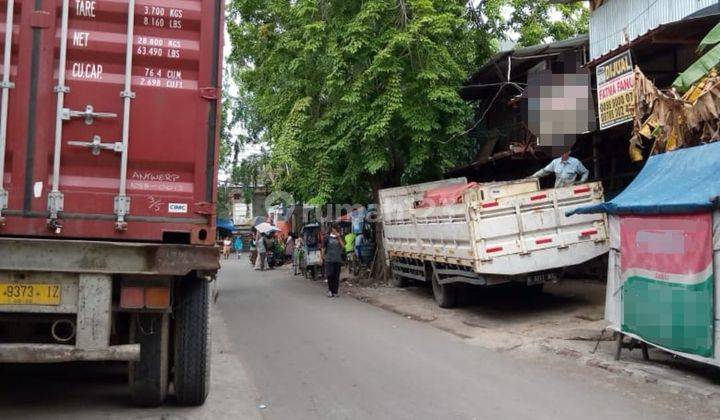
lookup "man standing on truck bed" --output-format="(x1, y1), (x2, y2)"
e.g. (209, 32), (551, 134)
(532, 150), (589, 188)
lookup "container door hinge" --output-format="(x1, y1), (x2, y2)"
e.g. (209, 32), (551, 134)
(0, 189), (7, 227)
(114, 196), (131, 231)
(194, 202), (214, 215)
(199, 87), (217, 100)
(30, 11), (51, 28)
(47, 191), (65, 233)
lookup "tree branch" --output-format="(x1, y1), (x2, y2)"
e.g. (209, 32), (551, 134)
(396, 0), (409, 28)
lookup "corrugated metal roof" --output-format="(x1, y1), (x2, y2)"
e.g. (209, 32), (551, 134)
(589, 0), (717, 60)
(468, 34), (589, 84)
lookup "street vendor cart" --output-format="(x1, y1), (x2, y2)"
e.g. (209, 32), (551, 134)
(300, 223), (323, 280)
(570, 142), (720, 365)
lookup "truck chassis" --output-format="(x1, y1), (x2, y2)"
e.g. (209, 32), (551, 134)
(0, 237), (219, 406)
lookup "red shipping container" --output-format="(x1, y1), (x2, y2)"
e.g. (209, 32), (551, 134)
(0, 0), (222, 245)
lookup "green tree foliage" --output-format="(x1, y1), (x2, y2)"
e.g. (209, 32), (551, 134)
(502, 1), (589, 47)
(225, 0), (588, 204)
(227, 0), (480, 204)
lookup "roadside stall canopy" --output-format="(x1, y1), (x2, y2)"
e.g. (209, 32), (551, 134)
(217, 218), (236, 235)
(570, 142), (720, 215)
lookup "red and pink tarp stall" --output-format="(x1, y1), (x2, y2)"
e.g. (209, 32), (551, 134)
(570, 142), (720, 364)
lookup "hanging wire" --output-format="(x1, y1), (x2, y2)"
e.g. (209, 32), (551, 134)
(442, 81), (523, 144)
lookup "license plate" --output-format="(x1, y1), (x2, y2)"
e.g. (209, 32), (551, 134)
(0, 283), (61, 306)
(528, 273), (556, 285)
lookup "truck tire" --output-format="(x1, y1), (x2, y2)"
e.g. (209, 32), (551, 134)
(390, 271), (408, 288)
(431, 272), (457, 308)
(129, 313), (170, 407)
(525, 283), (544, 296)
(173, 277), (211, 406)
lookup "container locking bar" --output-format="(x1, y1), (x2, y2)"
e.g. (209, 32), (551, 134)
(0, 0), (15, 226)
(47, 0), (71, 229)
(68, 135), (123, 156)
(114, 0), (136, 231)
(61, 105), (117, 125)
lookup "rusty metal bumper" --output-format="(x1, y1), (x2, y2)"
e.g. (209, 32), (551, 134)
(0, 237), (220, 275)
(0, 343), (140, 363)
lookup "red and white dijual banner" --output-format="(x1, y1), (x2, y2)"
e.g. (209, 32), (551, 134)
(619, 213), (714, 357)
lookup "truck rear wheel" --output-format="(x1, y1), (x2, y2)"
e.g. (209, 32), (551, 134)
(390, 271), (408, 288)
(173, 277), (211, 406)
(431, 272), (457, 308)
(129, 313), (170, 407)
(525, 283), (544, 296)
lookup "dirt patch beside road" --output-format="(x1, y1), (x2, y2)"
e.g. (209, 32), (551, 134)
(344, 277), (720, 414)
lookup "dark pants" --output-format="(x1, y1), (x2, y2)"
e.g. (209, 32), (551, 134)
(325, 262), (341, 294)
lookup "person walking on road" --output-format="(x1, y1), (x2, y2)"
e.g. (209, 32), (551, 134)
(322, 223), (345, 298)
(355, 232), (366, 264)
(285, 233), (295, 266)
(264, 234), (275, 269)
(255, 233), (267, 271)
(293, 235), (304, 276)
(249, 233), (257, 265)
(233, 235), (244, 259)
(222, 237), (231, 260)
(532, 150), (589, 188)
(344, 229), (356, 268)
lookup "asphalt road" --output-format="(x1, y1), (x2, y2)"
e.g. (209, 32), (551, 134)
(0, 258), (707, 419)
(214, 260), (688, 420)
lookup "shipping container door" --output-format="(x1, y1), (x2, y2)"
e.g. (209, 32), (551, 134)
(54, 0), (209, 228)
(1, 0), (219, 241)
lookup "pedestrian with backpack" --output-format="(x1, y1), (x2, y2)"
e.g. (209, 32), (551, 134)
(321, 223), (345, 298)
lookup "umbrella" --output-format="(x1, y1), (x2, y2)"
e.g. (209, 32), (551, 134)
(255, 222), (279, 234)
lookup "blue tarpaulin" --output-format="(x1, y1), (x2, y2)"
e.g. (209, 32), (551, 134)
(570, 142), (720, 215)
(217, 218), (236, 233)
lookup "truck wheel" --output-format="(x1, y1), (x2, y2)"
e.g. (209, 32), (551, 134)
(390, 271), (408, 288)
(431, 273), (457, 308)
(129, 313), (169, 407)
(173, 277), (211, 406)
(525, 283), (544, 296)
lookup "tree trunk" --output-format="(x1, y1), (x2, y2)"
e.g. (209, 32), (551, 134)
(368, 179), (389, 284)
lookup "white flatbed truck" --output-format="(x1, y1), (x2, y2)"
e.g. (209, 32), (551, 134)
(378, 178), (609, 307)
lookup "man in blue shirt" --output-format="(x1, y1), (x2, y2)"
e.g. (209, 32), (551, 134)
(532, 151), (589, 188)
(233, 235), (244, 259)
